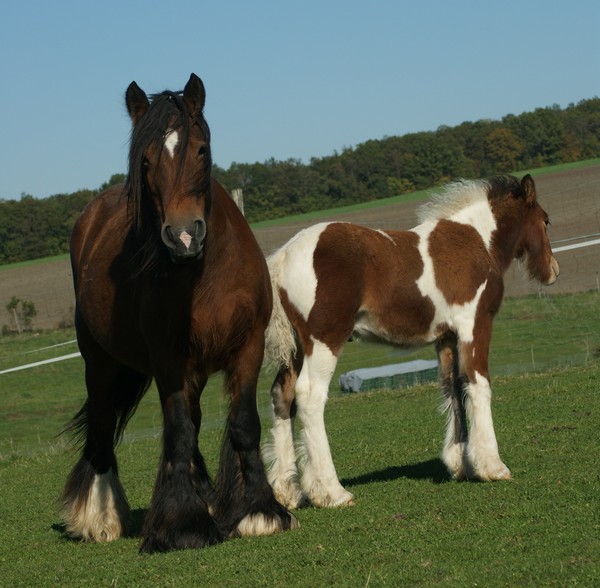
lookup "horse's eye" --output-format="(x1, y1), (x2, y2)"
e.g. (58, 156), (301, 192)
(198, 144), (208, 158)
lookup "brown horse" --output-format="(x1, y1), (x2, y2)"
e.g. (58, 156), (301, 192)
(264, 175), (559, 509)
(60, 74), (296, 552)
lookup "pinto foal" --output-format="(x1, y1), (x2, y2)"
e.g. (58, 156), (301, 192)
(264, 174), (559, 509)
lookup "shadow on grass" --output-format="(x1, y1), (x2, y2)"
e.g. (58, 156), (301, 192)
(341, 458), (451, 487)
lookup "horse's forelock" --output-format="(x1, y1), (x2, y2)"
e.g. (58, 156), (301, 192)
(125, 90), (211, 231)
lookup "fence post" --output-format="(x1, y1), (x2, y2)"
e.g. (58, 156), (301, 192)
(231, 188), (244, 216)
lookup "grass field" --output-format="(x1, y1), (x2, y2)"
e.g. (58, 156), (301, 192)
(0, 362), (598, 586)
(1, 159), (599, 584)
(1, 291), (599, 460)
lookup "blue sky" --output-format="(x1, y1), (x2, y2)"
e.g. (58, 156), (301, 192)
(1, 0), (598, 200)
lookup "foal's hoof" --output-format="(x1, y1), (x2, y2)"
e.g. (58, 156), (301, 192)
(309, 487), (355, 508)
(470, 460), (512, 482)
(272, 482), (310, 510)
(236, 510), (299, 537)
(483, 464), (512, 481)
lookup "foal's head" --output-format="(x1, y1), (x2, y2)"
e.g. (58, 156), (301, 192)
(125, 73), (211, 262)
(496, 174), (559, 285)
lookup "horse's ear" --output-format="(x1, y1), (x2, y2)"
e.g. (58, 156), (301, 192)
(520, 174), (537, 205)
(125, 81), (149, 125)
(183, 73), (206, 118)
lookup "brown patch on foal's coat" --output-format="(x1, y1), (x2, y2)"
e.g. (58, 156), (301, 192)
(428, 220), (492, 306)
(308, 225), (436, 349)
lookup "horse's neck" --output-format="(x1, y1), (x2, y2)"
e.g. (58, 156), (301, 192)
(489, 211), (524, 275)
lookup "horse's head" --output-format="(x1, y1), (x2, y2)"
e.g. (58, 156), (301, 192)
(513, 175), (559, 285)
(125, 74), (211, 262)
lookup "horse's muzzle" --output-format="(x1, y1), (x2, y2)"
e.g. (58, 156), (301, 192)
(546, 256), (560, 285)
(161, 218), (207, 261)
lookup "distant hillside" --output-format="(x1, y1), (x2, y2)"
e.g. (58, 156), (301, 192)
(1, 98), (599, 264)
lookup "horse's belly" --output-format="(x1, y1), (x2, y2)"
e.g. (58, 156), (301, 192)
(353, 310), (435, 347)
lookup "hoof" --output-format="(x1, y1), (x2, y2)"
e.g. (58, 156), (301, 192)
(307, 485), (355, 508)
(139, 521), (224, 553)
(271, 479), (310, 510)
(478, 464), (512, 481)
(467, 455), (512, 481)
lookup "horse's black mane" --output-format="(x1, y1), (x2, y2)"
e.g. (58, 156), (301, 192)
(124, 90), (212, 273)
(486, 174), (522, 201)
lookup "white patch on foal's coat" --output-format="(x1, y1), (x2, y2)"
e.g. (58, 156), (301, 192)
(276, 222), (331, 321)
(413, 193), (497, 343)
(164, 129), (179, 158)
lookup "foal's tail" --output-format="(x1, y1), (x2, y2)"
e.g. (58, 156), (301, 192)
(264, 248), (297, 370)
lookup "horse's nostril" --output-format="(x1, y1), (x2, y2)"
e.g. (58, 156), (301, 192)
(194, 219), (207, 242)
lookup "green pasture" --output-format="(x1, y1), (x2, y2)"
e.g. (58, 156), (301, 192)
(0, 361), (598, 586)
(1, 290), (599, 459)
(0, 292), (598, 585)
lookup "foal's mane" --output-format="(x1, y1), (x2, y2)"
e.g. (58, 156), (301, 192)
(417, 175), (522, 224)
(125, 90), (212, 232)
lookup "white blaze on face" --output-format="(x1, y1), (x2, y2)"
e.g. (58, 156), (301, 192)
(164, 129), (179, 158)
(180, 230), (192, 250)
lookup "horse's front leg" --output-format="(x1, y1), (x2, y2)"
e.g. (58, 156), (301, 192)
(140, 370), (223, 553)
(460, 324), (511, 481)
(217, 332), (298, 537)
(295, 339), (354, 507)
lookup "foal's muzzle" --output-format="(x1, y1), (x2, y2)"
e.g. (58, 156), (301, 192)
(546, 256), (560, 285)
(161, 218), (207, 261)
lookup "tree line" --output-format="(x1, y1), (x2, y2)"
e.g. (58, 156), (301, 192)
(1, 98), (599, 264)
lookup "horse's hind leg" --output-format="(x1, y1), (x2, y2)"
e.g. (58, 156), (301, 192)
(265, 355), (309, 509)
(436, 334), (468, 479)
(61, 350), (148, 542)
(296, 340), (354, 507)
(217, 331), (297, 538)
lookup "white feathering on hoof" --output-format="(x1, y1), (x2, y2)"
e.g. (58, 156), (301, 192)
(61, 469), (130, 542)
(237, 512), (299, 537)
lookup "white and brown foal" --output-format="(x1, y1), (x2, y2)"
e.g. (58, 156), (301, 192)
(264, 174), (559, 509)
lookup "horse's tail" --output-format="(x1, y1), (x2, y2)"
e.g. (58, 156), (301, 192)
(62, 369), (152, 448)
(264, 248), (297, 370)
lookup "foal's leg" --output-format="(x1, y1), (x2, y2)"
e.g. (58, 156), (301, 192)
(460, 333), (511, 481)
(266, 356), (309, 509)
(217, 332), (297, 537)
(61, 344), (147, 542)
(436, 334), (469, 479)
(140, 370), (223, 553)
(295, 339), (354, 507)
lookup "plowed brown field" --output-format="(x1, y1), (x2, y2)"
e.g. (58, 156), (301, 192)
(2, 164), (599, 330)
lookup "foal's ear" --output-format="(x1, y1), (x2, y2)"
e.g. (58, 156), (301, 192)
(125, 81), (150, 125)
(520, 174), (537, 205)
(183, 73), (206, 118)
